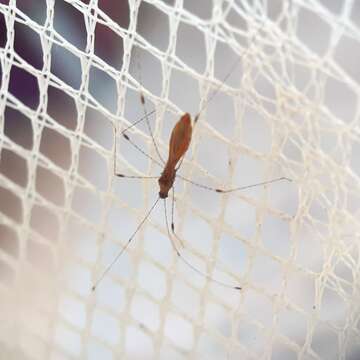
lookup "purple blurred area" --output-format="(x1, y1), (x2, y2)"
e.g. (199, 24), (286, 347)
(0, 0), (129, 122)
(0, 0), (130, 279)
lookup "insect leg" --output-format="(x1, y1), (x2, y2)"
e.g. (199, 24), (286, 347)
(113, 118), (161, 179)
(170, 185), (184, 248)
(163, 199), (241, 290)
(134, 49), (165, 165)
(139, 93), (165, 164)
(177, 175), (292, 193)
(92, 197), (160, 291)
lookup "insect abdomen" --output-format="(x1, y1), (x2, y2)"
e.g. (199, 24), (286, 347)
(158, 113), (192, 199)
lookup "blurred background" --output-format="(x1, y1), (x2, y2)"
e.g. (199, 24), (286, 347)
(0, 0), (360, 359)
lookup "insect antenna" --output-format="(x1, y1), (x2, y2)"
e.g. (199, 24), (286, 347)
(163, 199), (242, 291)
(92, 197), (160, 291)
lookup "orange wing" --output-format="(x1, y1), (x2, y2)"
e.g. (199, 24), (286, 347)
(167, 113), (192, 167)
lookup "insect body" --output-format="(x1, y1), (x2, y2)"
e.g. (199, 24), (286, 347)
(91, 105), (291, 292)
(92, 57), (292, 292)
(158, 113), (192, 199)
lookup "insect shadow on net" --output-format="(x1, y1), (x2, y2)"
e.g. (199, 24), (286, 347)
(92, 55), (291, 292)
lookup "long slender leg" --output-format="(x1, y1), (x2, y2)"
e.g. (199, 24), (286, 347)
(177, 175), (292, 194)
(120, 110), (156, 135)
(113, 117), (161, 178)
(163, 199), (241, 290)
(119, 104), (163, 168)
(115, 49), (166, 175)
(135, 50), (165, 164)
(92, 197), (160, 291)
(140, 93), (165, 165)
(173, 57), (247, 175)
(171, 186), (175, 232)
(194, 54), (244, 124)
(171, 185), (184, 248)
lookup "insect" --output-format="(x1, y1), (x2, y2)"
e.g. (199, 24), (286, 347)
(92, 58), (291, 291)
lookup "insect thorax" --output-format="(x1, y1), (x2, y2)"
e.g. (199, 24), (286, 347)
(158, 166), (176, 199)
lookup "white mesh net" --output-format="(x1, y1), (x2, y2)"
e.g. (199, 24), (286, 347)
(1, 0), (360, 359)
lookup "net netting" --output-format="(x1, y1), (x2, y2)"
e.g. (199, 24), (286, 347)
(1, 0), (360, 359)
